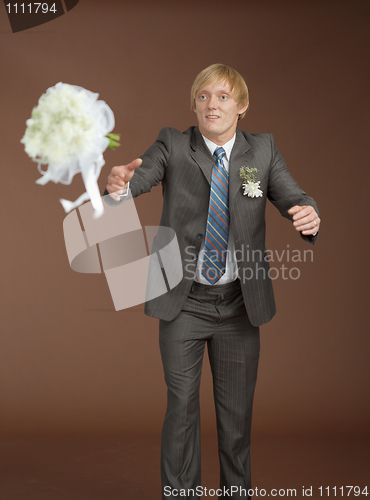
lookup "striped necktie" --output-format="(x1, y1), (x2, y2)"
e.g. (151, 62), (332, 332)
(201, 147), (229, 284)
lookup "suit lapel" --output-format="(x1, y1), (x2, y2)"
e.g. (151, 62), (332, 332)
(189, 127), (254, 199)
(229, 128), (254, 204)
(189, 127), (214, 185)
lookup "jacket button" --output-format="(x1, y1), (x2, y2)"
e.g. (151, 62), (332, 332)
(197, 233), (203, 239)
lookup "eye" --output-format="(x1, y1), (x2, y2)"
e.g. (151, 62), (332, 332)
(220, 95), (228, 100)
(199, 95), (207, 100)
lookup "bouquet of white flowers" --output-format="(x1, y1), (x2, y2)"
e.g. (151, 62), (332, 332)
(21, 82), (120, 217)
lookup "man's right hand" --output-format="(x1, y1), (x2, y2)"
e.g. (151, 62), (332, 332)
(106, 158), (143, 201)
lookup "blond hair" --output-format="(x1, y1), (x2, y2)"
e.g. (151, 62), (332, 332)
(190, 64), (249, 120)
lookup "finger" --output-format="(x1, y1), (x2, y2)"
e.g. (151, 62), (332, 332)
(301, 228), (317, 235)
(106, 179), (127, 192)
(288, 205), (316, 220)
(296, 218), (321, 233)
(292, 206), (315, 221)
(109, 191), (123, 201)
(125, 158), (142, 171)
(112, 158), (142, 177)
(109, 159), (141, 178)
(293, 213), (315, 228)
(107, 173), (126, 188)
(287, 205), (305, 215)
(105, 186), (124, 201)
(110, 158), (142, 183)
(110, 165), (126, 177)
(301, 224), (320, 235)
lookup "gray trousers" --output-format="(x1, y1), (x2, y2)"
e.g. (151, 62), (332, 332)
(159, 279), (260, 499)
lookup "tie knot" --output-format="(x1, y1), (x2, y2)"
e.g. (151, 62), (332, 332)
(214, 147), (226, 162)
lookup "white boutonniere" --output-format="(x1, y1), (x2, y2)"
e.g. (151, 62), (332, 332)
(239, 166), (263, 198)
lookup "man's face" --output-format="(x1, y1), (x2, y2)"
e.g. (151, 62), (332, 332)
(194, 79), (248, 145)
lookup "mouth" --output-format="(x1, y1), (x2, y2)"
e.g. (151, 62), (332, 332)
(206, 115), (219, 120)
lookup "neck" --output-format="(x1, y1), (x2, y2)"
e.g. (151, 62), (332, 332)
(199, 128), (237, 146)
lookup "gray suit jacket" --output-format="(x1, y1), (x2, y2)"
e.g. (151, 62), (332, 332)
(105, 126), (318, 326)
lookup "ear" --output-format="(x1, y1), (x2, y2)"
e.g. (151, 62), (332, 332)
(238, 101), (249, 115)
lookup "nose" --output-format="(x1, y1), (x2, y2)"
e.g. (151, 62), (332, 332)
(208, 95), (218, 109)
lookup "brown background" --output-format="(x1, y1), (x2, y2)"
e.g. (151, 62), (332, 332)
(0, 0), (369, 472)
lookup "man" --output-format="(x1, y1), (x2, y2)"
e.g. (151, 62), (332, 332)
(104, 64), (320, 499)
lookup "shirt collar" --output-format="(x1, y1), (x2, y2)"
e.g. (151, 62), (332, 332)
(201, 134), (236, 161)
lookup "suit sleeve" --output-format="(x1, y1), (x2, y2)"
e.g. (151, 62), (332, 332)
(129, 127), (172, 197)
(267, 134), (320, 245)
(102, 127), (172, 206)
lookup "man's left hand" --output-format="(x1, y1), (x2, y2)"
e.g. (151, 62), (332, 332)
(288, 205), (321, 235)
